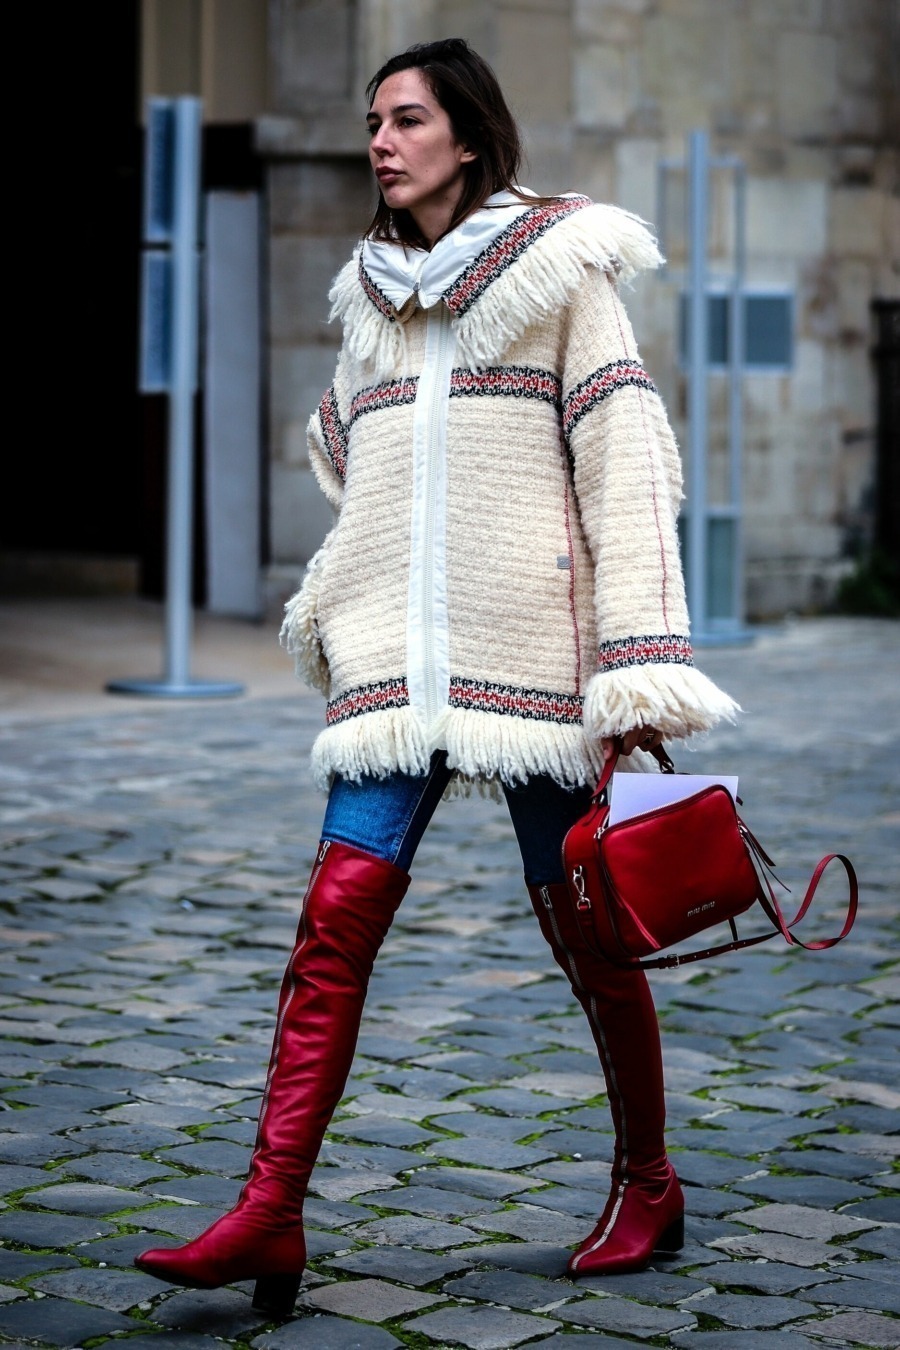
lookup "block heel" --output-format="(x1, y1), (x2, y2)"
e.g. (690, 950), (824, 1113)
(252, 1273), (302, 1317)
(654, 1214), (684, 1255)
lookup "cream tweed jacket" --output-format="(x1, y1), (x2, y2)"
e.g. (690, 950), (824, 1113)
(282, 193), (738, 791)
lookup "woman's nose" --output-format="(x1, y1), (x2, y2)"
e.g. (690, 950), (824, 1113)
(369, 125), (392, 155)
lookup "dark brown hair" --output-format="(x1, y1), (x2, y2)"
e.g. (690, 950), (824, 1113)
(364, 37), (555, 248)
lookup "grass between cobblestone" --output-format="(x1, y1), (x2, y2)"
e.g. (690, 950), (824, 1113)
(0, 629), (897, 1347)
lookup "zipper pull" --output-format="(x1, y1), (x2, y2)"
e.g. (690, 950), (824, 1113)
(539, 885), (553, 910)
(317, 840), (331, 864)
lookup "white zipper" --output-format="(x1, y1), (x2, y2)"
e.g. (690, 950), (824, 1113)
(407, 301), (453, 735)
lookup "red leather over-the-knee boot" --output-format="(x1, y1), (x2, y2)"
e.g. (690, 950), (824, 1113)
(528, 882), (683, 1276)
(135, 840), (409, 1314)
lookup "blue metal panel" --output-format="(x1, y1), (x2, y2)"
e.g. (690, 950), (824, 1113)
(678, 293), (793, 370)
(143, 100), (176, 244)
(138, 251), (172, 392)
(745, 295), (793, 368)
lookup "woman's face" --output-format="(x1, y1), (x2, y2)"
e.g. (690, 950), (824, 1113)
(367, 68), (476, 245)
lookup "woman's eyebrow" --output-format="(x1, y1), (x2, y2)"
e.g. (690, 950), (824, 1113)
(366, 102), (431, 122)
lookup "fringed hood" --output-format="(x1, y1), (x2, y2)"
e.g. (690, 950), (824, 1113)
(328, 192), (664, 376)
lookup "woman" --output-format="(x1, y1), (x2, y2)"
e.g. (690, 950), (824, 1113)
(136, 37), (738, 1315)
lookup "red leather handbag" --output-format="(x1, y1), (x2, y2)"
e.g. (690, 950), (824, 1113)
(562, 744), (858, 968)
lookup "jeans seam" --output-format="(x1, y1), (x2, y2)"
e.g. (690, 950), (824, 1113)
(391, 753), (448, 866)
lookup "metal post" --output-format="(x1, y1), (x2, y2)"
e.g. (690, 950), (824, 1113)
(686, 130), (709, 639)
(728, 162), (747, 628)
(109, 97), (243, 699)
(163, 97), (201, 688)
(658, 134), (754, 645)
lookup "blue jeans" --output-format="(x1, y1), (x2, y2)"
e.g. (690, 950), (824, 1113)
(321, 752), (594, 886)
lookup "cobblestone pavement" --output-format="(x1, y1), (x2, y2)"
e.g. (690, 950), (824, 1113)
(0, 614), (897, 1350)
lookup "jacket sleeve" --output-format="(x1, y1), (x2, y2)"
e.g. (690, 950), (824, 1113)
(278, 347), (354, 695)
(306, 346), (353, 512)
(563, 265), (739, 740)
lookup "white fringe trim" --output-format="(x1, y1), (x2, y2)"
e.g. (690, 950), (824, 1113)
(583, 663), (741, 741)
(279, 544), (333, 697)
(309, 704), (615, 794)
(437, 706), (604, 788)
(442, 754), (657, 797)
(329, 203), (663, 377)
(310, 709), (431, 792)
(329, 253), (410, 376)
(443, 773), (503, 802)
(454, 203), (664, 371)
(309, 704), (669, 795)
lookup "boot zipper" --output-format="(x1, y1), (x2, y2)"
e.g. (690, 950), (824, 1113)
(539, 884), (585, 992)
(539, 882), (630, 1209)
(255, 839), (332, 1145)
(295, 840), (331, 936)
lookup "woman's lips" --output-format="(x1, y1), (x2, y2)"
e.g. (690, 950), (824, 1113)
(376, 169), (402, 185)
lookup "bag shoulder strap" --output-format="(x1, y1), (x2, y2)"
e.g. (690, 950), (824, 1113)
(755, 851), (859, 952)
(630, 851), (859, 970)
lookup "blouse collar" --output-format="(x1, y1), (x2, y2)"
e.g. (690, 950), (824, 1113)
(361, 189), (536, 314)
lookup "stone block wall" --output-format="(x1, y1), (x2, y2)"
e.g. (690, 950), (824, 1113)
(261, 0), (899, 619)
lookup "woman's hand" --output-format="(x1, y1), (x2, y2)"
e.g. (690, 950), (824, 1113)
(601, 727), (664, 761)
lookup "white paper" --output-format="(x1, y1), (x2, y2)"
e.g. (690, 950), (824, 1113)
(608, 773), (739, 826)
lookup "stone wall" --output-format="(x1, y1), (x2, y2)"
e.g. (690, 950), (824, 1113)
(261, 0), (899, 619)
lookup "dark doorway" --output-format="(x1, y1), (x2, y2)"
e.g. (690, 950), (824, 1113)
(4, 3), (143, 585)
(6, 8), (266, 603)
(873, 300), (900, 570)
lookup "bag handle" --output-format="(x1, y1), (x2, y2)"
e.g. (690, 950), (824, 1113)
(589, 740), (859, 969)
(591, 739), (674, 803)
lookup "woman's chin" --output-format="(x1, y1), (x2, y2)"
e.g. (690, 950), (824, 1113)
(381, 195), (404, 212)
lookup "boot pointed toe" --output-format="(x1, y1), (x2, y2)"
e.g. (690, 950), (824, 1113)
(134, 1245), (216, 1289)
(133, 1217), (305, 1292)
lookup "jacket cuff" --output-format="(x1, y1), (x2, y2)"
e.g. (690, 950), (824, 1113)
(583, 649), (740, 741)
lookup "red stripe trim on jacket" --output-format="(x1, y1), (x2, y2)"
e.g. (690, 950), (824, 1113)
(443, 198), (592, 316)
(597, 635), (693, 672)
(563, 359), (657, 440)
